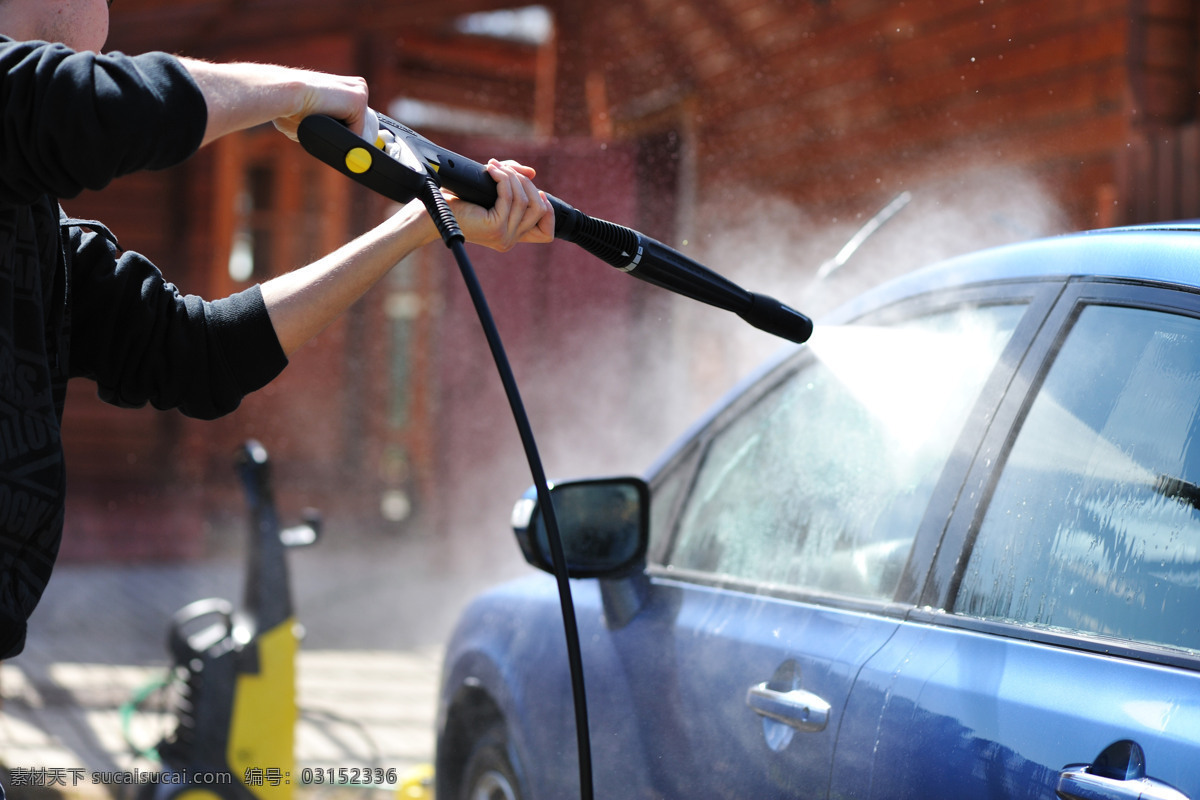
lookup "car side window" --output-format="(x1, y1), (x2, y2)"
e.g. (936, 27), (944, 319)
(666, 303), (1025, 601)
(957, 304), (1200, 654)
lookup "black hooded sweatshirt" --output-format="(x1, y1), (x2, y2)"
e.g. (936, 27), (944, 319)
(0, 38), (288, 657)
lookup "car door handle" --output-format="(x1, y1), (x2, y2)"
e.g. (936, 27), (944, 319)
(745, 682), (831, 732)
(1056, 767), (1190, 800)
(1056, 741), (1190, 800)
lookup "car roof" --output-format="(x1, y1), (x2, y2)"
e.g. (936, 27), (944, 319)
(826, 222), (1200, 324)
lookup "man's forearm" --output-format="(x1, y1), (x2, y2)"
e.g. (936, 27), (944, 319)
(178, 58), (370, 147)
(259, 159), (554, 357)
(260, 200), (439, 357)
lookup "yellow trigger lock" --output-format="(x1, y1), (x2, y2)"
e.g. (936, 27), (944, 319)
(345, 147), (373, 174)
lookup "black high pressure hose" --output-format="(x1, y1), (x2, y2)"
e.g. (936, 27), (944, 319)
(296, 112), (815, 800)
(419, 174), (594, 799)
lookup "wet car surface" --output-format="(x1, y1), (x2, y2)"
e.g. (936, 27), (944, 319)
(435, 224), (1200, 800)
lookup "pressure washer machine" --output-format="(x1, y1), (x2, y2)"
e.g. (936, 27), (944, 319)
(139, 440), (318, 800)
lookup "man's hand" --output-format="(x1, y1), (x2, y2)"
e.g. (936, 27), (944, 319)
(447, 160), (555, 250)
(269, 73), (374, 143)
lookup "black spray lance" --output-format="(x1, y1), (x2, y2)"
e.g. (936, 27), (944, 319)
(297, 112), (814, 344)
(296, 110), (812, 800)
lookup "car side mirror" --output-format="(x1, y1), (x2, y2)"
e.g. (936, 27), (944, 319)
(511, 477), (650, 579)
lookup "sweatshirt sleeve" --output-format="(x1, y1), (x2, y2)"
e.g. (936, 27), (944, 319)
(0, 37), (206, 206)
(67, 224), (289, 420)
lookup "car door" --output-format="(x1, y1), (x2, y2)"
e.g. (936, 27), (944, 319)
(604, 288), (1043, 799)
(832, 281), (1200, 800)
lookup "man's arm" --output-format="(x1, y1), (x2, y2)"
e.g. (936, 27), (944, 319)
(177, 58), (371, 147)
(68, 159), (554, 416)
(260, 159), (555, 356)
(155, 58), (558, 357)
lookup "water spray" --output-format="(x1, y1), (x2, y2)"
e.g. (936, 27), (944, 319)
(296, 110), (814, 800)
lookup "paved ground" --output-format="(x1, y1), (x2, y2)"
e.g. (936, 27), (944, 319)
(0, 530), (534, 800)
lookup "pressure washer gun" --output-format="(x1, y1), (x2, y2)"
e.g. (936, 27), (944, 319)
(297, 112), (814, 345)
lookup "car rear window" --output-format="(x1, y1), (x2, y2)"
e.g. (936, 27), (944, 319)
(957, 303), (1200, 654)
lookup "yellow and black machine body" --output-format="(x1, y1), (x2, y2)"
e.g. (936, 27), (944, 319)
(143, 440), (318, 800)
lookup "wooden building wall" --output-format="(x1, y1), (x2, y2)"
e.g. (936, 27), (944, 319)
(574, 0), (1200, 230)
(51, 0), (1200, 560)
(574, 0), (1127, 230)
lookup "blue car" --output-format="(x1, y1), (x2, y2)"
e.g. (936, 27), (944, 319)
(435, 224), (1200, 800)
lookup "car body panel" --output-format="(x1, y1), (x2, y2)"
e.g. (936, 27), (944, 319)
(832, 618), (1200, 799)
(625, 579), (900, 798)
(441, 574), (904, 800)
(438, 578), (581, 800)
